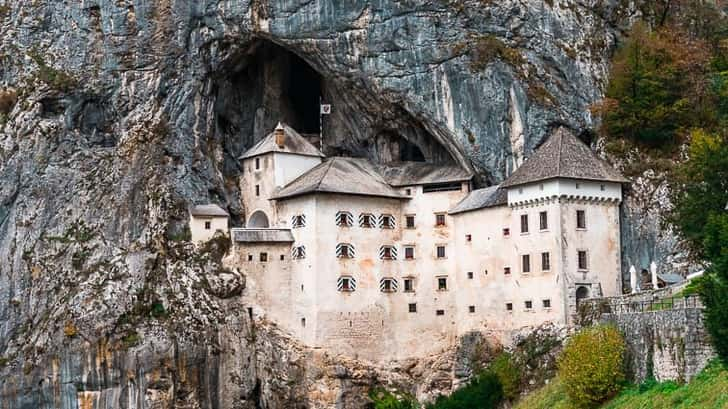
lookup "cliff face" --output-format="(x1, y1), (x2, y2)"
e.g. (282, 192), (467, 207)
(0, 0), (675, 407)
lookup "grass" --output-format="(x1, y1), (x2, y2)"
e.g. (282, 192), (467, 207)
(514, 360), (728, 409)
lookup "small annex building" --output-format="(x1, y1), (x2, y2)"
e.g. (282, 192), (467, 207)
(221, 123), (628, 361)
(189, 204), (229, 243)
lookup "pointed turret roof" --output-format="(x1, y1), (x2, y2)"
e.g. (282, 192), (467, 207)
(501, 127), (628, 188)
(239, 122), (325, 160)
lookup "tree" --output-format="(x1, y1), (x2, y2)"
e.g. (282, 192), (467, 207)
(670, 130), (728, 362)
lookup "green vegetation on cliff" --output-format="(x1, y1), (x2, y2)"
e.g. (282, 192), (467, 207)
(514, 360), (728, 409)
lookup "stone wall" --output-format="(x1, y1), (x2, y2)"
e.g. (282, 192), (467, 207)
(582, 288), (715, 383)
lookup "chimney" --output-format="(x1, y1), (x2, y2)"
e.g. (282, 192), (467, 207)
(274, 123), (285, 148)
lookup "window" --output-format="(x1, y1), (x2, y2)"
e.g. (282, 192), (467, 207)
(379, 245), (397, 260)
(504, 266), (511, 275)
(336, 211), (353, 227)
(405, 188), (412, 196)
(520, 214), (529, 233)
(506, 302), (513, 311)
(280, 254), (285, 261)
(408, 303), (417, 313)
(247, 254), (253, 261)
(336, 243), (355, 258)
(404, 278), (414, 292)
(405, 215), (415, 229)
(522, 254), (531, 273)
(467, 271), (474, 279)
(255, 185), (260, 196)
(578, 250), (588, 270)
(291, 214), (306, 228)
(204, 221), (211, 230)
(380, 278), (398, 292)
(337, 276), (356, 292)
(465, 234), (472, 242)
(542, 299), (551, 308)
(436, 245), (446, 259)
(469, 305), (476, 313)
(503, 228), (510, 237)
(359, 213), (375, 228)
(436, 309), (445, 316)
(260, 252), (268, 262)
(291, 245), (306, 260)
(301, 317), (306, 327)
(575, 182), (581, 189)
(437, 277), (448, 291)
(379, 214), (395, 229)
(255, 157), (260, 170)
(576, 210), (586, 229)
(423, 182), (461, 193)
(435, 213), (446, 226)
(600, 184), (605, 191)
(404, 246), (415, 260)
(542, 252), (550, 271)
(525, 300), (533, 310)
(539, 211), (548, 230)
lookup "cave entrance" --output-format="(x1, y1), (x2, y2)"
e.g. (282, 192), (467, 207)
(287, 53), (321, 134)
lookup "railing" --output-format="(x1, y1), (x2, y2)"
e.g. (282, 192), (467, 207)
(600, 294), (703, 314)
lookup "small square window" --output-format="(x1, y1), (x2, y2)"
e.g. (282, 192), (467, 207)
(255, 185), (260, 196)
(204, 221), (211, 230)
(406, 215), (415, 228)
(467, 271), (474, 279)
(336, 211), (353, 227)
(600, 184), (605, 191)
(260, 252), (268, 262)
(503, 228), (510, 237)
(575, 182), (581, 189)
(504, 266), (511, 275)
(543, 299), (551, 308)
(435, 214), (446, 226)
(436, 309), (445, 316)
(525, 300), (533, 309)
(404, 278), (414, 292)
(465, 234), (472, 242)
(437, 277), (448, 291)
(380, 214), (395, 229)
(408, 303), (417, 313)
(436, 245), (446, 259)
(280, 254), (285, 261)
(469, 305), (476, 313)
(405, 188), (412, 196)
(360, 213), (375, 228)
(247, 254), (253, 261)
(506, 303), (513, 311)
(404, 246), (415, 260)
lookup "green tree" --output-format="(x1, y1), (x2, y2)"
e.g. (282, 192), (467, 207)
(670, 130), (728, 362)
(557, 325), (626, 408)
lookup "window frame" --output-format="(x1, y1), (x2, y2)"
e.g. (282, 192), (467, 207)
(338, 276), (356, 292)
(291, 214), (306, 228)
(404, 245), (415, 260)
(541, 252), (551, 271)
(506, 302), (513, 312)
(524, 300), (533, 310)
(379, 214), (396, 229)
(359, 213), (375, 228)
(468, 305), (476, 313)
(405, 214), (416, 229)
(204, 221), (211, 230)
(520, 214), (529, 234)
(259, 252), (268, 262)
(437, 276), (448, 291)
(336, 243), (355, 259)
(336, 211), (353, 227)
(435, 213), (446, 227)
(542, 299), (551, 309)
(292, 245), (306, 260)
(504, 266), (511, 275)
(539, 211), (548, 231)
(522, 254), (531, 273)
(436, 245), (446, 259)
(576, 209), (587, 230)
(380, 277), (398, 293)
(379, 245), (397, 260)
(403, 277), (415, 292)
(577, 250), (588, 271)
(502, 227), (510, 237)
(408, 303), (417, 313)
(255, 184), (260, 197)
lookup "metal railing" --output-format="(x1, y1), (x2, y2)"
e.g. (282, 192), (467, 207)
(603, 294), (703, 314)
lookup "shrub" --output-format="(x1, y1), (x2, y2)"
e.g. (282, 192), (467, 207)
(489, 352), (521, 400)
(369, 388), (419, 409)
(427, 371), (503, 409)
(557, 325), (626, 408)
(63, 321), (78, 337)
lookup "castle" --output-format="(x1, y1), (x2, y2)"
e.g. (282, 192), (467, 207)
(190, 123), (628, 361)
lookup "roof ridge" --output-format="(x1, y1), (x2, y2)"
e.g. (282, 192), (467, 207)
(313, 158), (337, 192)
(556, 129), (564, 179)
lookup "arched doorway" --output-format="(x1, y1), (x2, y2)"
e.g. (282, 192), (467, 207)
(576, 286), (590, 305)
(248, 210), (270, 228)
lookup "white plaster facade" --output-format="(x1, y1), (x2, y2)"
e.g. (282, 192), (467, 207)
(221, 125), (627, 361)
(189, 204), (229, 243)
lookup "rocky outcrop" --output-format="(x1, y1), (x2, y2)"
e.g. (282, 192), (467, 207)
(0, 0), (682, 407)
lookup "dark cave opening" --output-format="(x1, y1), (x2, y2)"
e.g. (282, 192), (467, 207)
(287, 53), (322, 134)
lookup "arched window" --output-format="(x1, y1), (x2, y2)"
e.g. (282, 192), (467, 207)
(576, 286), (590, 305)
(248, 210), (270, 228)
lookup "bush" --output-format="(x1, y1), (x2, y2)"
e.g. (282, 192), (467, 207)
(426, 371), (503, 409)
(489, 352), (521, 400)
(558, 325), (626, 408)
(369, 388), (419, 409)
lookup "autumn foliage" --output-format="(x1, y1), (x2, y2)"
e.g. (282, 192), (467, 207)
(557, 325), (626, 408)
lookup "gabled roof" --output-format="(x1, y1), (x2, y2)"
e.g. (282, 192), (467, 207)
(377, 162), (473, 187)
(232, 228), (295, 243)
(448, 186), (508, 215)
(190, 204), (229, 217)
(270, 157), (408, 201)
(501, 127), (628, 188)
(239, 123), (325, 160)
